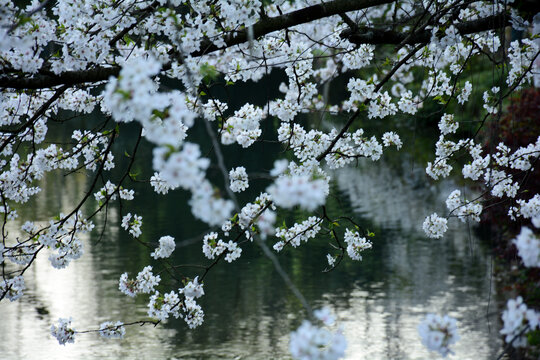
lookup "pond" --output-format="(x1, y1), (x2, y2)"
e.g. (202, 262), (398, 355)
(0, 114), (502, 359)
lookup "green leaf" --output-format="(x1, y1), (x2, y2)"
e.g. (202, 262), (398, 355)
(123, 34), (133, 45)
(433, 95), (447, 105)
(199, 63), (219, 82)
(115, 89), (131, 100)
(527, 329), (540, 345)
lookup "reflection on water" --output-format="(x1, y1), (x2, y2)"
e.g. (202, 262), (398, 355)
(0, 154), (501, 359)
(334, 164), (500, 359)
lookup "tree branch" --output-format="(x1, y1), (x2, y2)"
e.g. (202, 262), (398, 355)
(0, 0), (393, 90)
(343, 12), (509, 45)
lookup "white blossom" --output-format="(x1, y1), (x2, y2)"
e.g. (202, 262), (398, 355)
(418, 314), (459, 357)
(382, 132), (402, 149)
(99, 321), (126, 339)
(0, 275), (25, 302)
(438, 114), (459, 135)
(326, 254), (336, 267)
(150, 172), (175, 195)
(457, 81), (472, 104)
(136, 266), (161, 294)
(423, 213), (448, 238)
(151, 236), (176, 259)
(224, 241), (242, 262)
(202, 232), (227, 259)
(229, 166), (249, 192)
(121, 213), (142, 238)
(343, 229), (372, 261)
(183, 296), (204, 329)
(147, 291), (181, 321)
(180, 276), (205, 299)
(268, 175), (327, 211)
(445, 190), (483, 222)
(119, 266), (160, 297)
(513, 227), (540, 268)
(500, 297), (540, 348)
(290, 319), (346, 360)
(51, 318), (76, 345)
(274, 217), (322, 252)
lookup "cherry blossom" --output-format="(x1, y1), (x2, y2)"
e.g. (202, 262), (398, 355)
(0, 0), (539, 356)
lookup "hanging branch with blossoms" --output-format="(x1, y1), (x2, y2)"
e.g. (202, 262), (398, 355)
(1, 0), (540, 358)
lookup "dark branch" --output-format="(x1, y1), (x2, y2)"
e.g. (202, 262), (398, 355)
(343, 12), (509, 45)
(0, 66), (119, 90)
(0, 0), (393, 90)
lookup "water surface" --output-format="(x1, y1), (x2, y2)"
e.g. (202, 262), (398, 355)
(0, 147), (502, 359)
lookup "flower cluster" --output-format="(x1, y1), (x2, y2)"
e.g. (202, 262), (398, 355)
(368, 91), (398, 119)
(229, 166), (249, 193)
(190, 180), (235, 227)
(418, 314), (460, 357)
(276, 122), (391, 171)
(147, 291), (181, 321)
(274, 217), (322, 252)
(483, 86), (500, 114)
(183, 296), (205, 329)
(513, 227), (540, 268)
(438, 114), (459, 135)
(71, 130), (115, 171)
(290, 308), (346, 360)
(119, 266), (161, 297)
(343, 229), (372, 261)
(102, 56), (194, 148)
(0, 275), (25, 302)
(445, 190), (483, 223)
(422, 213), (448, 239)
(500, 297), (540, 348)
(180, 277), (205, 299)
(350, 129), (385, 162)
(50, 318), (76, 345)
(268, 175), (327, 211)
(121, 213), (142, 238)
(427, 132), (540, 233)
(150, 172), (175, 195)
(221, 104), (264, 148)
(202, 232), (242, 262)
(381, 131), (403, 149)
(43, 212), (94, 269)
(457, 81), (472, 104)
(151, 236), (176, 259)
(0, 215), (94, 272)
(145, 281), (205, 328)
(238, 192), (276, 236)
(153, 143), (209, 191)
(509, 194), (540, 223)
(326, 254), (336, 267)
(94, 181), (134, 203)
(507, 39), (539, 88)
